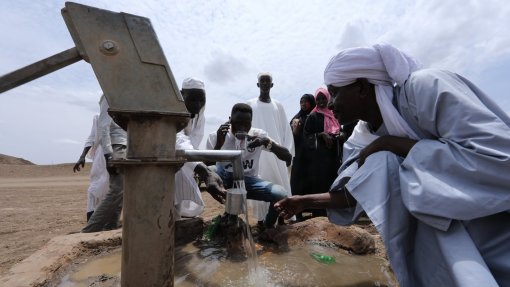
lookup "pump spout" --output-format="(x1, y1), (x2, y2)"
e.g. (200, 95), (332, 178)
(176, 149), (246, 215)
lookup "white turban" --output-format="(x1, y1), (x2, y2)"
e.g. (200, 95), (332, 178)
(182, 77), (205, 90)
(324, 44), (423, 146)
(324, 43), (421, 87)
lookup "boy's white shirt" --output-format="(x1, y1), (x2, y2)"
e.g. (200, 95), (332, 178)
(206, 128), (273, 177)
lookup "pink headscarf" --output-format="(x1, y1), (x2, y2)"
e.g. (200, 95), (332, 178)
(311, 87), (340, 135)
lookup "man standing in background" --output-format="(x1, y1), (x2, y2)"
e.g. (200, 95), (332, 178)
(72, 114), (109, 222)
(175, 77), (226, 217)
(247, 73), (294, 224)
(82, 95), (127, 233)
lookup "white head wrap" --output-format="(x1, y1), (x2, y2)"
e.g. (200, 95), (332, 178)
(324, 44), (423, 146)
(182, 77), (205, 90)
(324, 43), (421, 87)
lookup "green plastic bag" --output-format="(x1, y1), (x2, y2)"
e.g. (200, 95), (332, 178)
(310, 252), (336, 264)
(202, 215), (221, 241)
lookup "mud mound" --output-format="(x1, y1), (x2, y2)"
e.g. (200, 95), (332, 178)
(0, 154), (34, 165)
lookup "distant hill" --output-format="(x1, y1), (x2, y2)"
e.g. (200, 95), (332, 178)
(0, 153), (34, 165)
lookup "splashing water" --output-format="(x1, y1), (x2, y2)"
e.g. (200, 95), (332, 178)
(231, 179), (258, 274)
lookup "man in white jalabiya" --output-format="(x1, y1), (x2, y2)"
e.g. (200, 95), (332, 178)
(73, 114), (109, 222)
(82, 95), (127, 233)
(175, 77), (226, 218)
(247, 73), (294, 224)
(276, 44), (510, 286)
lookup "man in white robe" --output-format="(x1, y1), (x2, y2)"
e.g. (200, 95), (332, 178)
(82, 95), (127, 232)
(175, 78), (226, 217)
(246, 73), (295, 222)
(73, 114), (109, 222)
(276, 44), (510, 286)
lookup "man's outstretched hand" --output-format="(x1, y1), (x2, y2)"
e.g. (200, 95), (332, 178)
(274, 196), (305, 220)
(194, 163), (226, 204)
(205, 171), (227, 204)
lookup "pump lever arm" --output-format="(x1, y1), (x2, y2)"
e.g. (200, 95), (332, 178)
(0, 47), (82, 93)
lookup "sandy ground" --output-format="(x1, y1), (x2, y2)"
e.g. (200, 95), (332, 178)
(0, 163), (91, 276)
(0, 162), (226, 277)
(0, 162), (385, 277)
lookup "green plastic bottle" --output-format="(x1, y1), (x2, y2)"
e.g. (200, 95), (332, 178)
(310, 252), (336, 264)
(202, 215), (221, 241)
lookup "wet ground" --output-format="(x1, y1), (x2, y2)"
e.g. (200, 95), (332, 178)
(60, 241), (396, 287)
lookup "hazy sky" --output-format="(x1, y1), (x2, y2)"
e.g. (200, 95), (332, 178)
(1, 0), (509, 164)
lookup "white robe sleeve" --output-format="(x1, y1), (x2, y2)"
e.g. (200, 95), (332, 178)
(276, 101), (295, 157)
(206, 132), (217, 150)
(84, 115), (97, 148)
(98, 96), (113, 154)
(399, 69), (510, 229)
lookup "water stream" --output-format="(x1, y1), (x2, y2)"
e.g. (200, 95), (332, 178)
(233, 179), (258, 274)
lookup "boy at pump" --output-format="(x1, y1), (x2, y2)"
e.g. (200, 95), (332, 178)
(206, 103), (292, 229)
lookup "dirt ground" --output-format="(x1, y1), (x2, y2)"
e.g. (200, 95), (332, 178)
(0, 160), (385, 277)
(0, 161), (227, 277)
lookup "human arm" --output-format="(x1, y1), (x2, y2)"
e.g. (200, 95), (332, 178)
(358, 135), (417, 166)
(277, 102), (295, 157)
(247, 136), (292, 166)
(74, 115), (98, 172)
(193, 163), (226, 204)
(275, 188), (356, 220)
(392, 70), (510, 223)
(204, 131), (221, 166)
(303, 113), (335, 148)
(214, 121), (230, 150)
(290, 118), (303, 136)
(73, 146), (92, 172)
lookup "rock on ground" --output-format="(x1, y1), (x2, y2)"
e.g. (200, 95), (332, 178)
(263, 217), (376, 255)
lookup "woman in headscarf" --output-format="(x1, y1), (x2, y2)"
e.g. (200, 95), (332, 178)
(300, 88), (341, 219)
(289, 94), (315, 197)
(289, 94), (315, 221)
(276, 44), (510, 286)
(290, 94), (316, 144)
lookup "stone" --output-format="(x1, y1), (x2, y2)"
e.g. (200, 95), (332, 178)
(263, 217), (375, 255)
(175, 217), (204, 245)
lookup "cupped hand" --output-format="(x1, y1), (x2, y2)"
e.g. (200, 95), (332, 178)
(274, 196), (305, 220)
(247, 136), (269, 149)
(205, 171), (227, 204)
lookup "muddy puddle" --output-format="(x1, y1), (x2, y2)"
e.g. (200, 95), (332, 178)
(59, 240), (396, 287)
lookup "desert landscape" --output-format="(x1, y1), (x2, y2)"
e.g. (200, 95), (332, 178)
(0, 153), (227, 277)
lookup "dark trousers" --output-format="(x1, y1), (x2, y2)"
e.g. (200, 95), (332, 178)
(82, 144), (126, 233)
